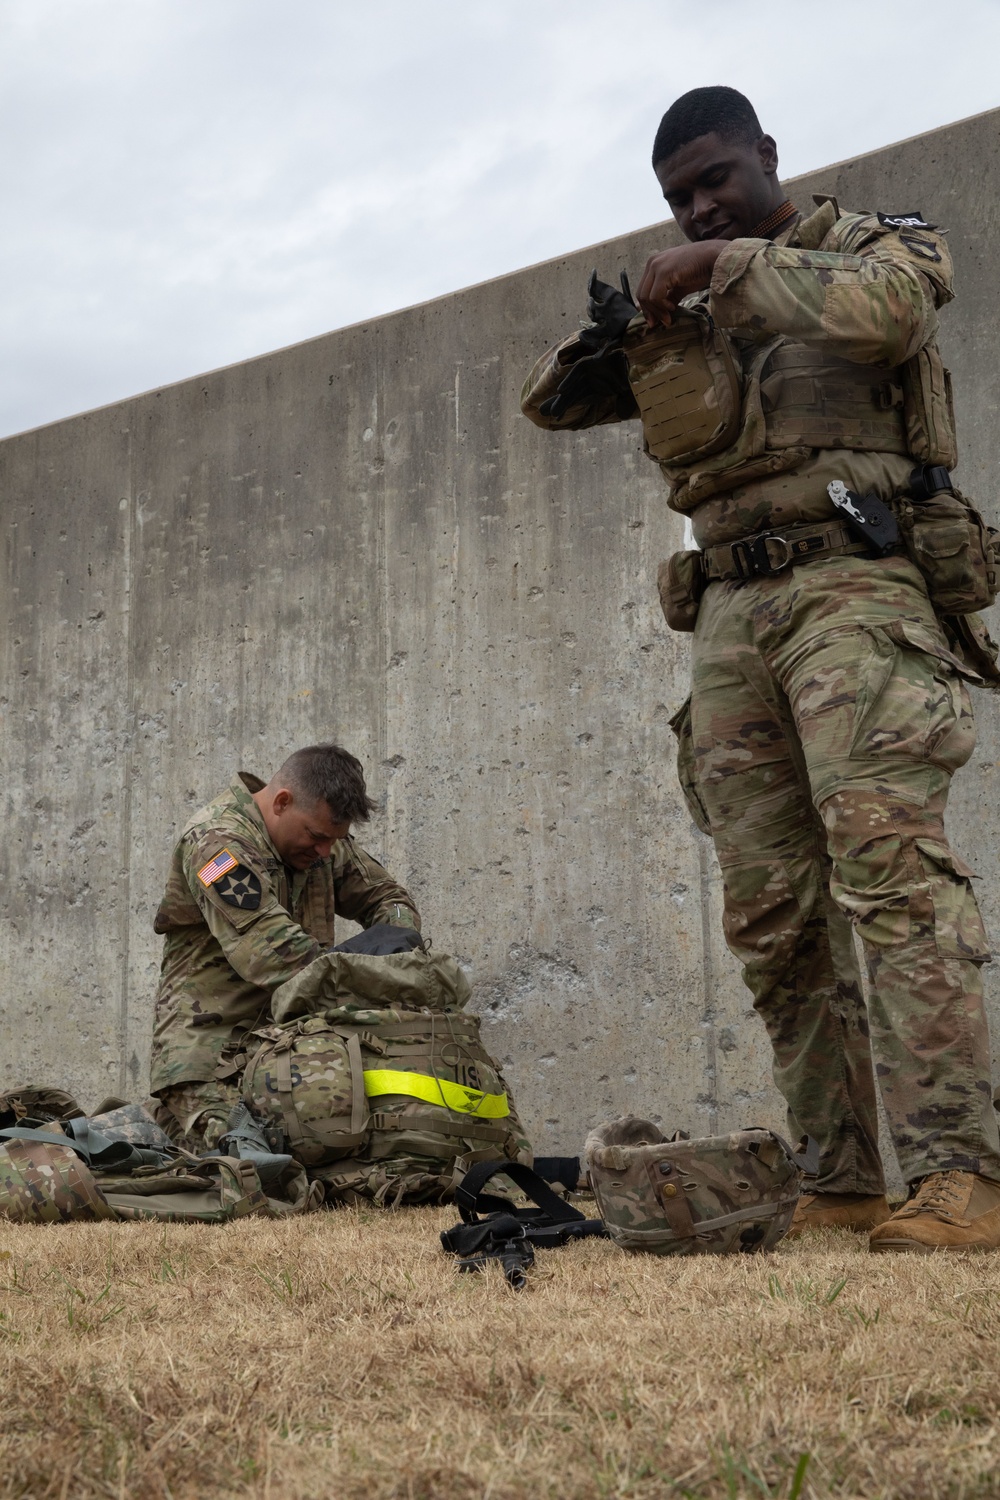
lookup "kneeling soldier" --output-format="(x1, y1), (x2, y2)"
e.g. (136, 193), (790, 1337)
(150, 743), (420, 1150)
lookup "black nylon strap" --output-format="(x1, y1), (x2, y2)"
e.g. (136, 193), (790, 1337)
(455, 1158), (587, 1226)
(443, 1160), (608, 1290)
(441, 1212), (525, 1256)
(533, 1156), (581, 1192)
(752, 1129), (819, 1177)
(790, 1135), (820, 1177)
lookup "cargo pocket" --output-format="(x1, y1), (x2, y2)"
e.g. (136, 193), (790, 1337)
(914, 839), (991, 962)
(848, 618), (979, 775)
(669, 697), (712, 835)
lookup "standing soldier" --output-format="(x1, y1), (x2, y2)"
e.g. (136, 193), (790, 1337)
(521, 86), (1000, 1251)
(150, 743), (420, 1151)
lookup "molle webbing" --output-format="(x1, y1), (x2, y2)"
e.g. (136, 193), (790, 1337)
(623, 310), (741, 466)
(273, 1027), (367, 1152)
(761, 346), (908, 453)
(369, 1110), (514, 1145)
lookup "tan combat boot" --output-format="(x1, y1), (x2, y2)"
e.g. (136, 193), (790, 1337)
(788, 1191), (891, 1237)
(869, 1171), (1000, 1253)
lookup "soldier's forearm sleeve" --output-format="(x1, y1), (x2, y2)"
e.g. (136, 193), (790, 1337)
(335, 843), (421, 931)
(520, 335), (634, 430)
(198, 896), (324, 989)
(708, 239), (936, 367)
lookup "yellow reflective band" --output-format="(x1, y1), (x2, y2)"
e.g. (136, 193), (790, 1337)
(362, 1069), (509, 1118)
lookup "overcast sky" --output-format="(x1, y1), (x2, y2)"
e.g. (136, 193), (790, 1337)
(1, 0), (998, 438)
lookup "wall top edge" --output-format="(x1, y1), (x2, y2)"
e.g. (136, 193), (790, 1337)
(4, 104), (998, 446)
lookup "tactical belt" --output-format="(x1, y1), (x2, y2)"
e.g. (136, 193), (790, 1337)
(704, 518), (879, 582)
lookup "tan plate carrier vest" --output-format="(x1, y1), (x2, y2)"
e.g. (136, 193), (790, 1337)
(620, 312), (929, 480)
(621, 308), (956, 499)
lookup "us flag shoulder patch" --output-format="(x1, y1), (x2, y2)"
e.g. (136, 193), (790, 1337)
(197, 849), (239, 887)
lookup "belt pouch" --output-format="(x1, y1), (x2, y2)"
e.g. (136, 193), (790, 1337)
(658, 550), (708, 633)
(897, 488), (999, 615)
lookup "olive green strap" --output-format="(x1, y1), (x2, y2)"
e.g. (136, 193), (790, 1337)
(369, 1110), (513, 1145)
(344, 1029), (367, 1144)
(273, 1044), (307, 1154)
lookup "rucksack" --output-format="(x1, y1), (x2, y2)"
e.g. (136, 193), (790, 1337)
(241, 947), (531, 1205)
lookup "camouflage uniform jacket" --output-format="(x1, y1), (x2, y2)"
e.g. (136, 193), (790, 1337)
(149, 773), (420, 1093)
(521, 196), (955, 547)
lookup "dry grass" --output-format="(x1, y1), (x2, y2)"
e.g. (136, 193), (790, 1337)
(2, 1208), (1000, 1500)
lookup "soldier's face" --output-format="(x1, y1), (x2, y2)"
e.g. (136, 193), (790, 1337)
(267, 790), (351, 868)
(655, 132), (779, 242)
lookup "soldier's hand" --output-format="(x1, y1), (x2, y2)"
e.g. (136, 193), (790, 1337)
(577, 269), (639, 354)
(636, 240), (729, 326)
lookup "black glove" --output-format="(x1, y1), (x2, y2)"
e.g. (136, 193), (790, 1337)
(577, 268), (639, 355)
(332, 923), (423, 956)
(538, 348), (634, 423)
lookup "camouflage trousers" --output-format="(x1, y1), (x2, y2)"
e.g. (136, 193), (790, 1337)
(679, 552), (1000, 1191)
(153, 1080), (240, 1154)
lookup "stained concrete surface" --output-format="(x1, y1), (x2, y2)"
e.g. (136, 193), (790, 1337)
(2, 108), (999, 1172)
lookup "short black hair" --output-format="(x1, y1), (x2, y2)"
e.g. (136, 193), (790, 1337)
(275, 743), (376, 823)
(652, 86), (763, 168)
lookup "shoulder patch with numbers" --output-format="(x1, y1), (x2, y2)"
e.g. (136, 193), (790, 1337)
(215, 865), (262, 911)
(197, 849), (239, 887)
(877, 211), (936, 230)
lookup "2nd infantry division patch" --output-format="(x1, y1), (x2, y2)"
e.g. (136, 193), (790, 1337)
(215, 866), (262, 911)
(196, 849), (263, 911)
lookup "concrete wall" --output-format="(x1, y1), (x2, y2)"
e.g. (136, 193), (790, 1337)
(3, 108), (999, 1169)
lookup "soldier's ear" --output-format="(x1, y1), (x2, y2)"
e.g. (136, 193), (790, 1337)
(757, 135), (778, 175)
(271, 788), (294, 815)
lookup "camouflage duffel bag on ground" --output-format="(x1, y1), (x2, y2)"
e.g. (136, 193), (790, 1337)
(241, 947), (532, 1205)
(0, 1102), (321, 1223)
(0, 1136), (276, 1224)
(586, 1116), (816, 1256)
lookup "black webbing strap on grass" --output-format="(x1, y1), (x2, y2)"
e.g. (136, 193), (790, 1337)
(455, 1159), (589, 1230)
(442, 1214), (536, 1290)
(442, 1159), (607, 1290)
(532, 1156), (581, 1192)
